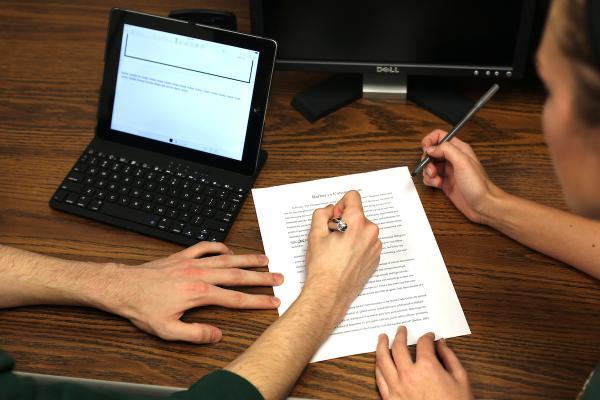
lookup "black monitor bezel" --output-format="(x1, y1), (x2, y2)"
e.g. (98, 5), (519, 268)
(96, 9), (277, 176)
(250, 0), (536, 79)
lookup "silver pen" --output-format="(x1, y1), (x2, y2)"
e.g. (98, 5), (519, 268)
(411, 84), (500, 177)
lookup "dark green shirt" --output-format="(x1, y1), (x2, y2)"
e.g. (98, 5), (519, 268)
(0, 350), (263, 400)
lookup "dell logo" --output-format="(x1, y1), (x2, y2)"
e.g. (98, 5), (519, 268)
(376, 66), (400, 73)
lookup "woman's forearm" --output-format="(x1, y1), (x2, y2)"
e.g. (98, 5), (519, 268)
(482, 193), (600, 279)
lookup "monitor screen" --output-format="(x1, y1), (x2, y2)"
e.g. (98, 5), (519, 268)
(253, 0), (534, 75)
(111, 24), (260, 161)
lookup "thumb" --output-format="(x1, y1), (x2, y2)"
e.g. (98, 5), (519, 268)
(425, 142), (468, 168)
(437, 339), (469, 383)
(160, 321), (223, 344)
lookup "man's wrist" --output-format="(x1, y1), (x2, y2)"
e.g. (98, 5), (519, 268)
(298, 280), (350, 333)
(79, 262), (131, 317)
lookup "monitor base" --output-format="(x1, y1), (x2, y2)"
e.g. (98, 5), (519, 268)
(291, 73), (476, 125)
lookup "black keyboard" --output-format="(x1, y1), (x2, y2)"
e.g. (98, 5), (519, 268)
(50, 148), (249, 244)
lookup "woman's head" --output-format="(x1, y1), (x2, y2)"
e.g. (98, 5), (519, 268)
(538, 0), (600, 218)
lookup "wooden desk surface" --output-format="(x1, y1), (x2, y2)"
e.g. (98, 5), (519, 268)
(1, 1), (598, 399)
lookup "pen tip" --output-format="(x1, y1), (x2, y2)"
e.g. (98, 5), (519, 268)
(410, 171), (416, 177)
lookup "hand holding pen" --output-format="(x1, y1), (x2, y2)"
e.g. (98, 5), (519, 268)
(411, 84), (500, 177)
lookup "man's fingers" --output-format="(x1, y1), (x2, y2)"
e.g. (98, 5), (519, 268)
(334, 190), (364, 217)
(416, 332), (437, 363)
(375, 334), (401, 386)
(310, 204), (334, 237)
(437, 338), (469, 383)
(201, 268), (284, 287)
(391, 326), (413, 371)
(174, 242), (233, 259)
(421, 129), (448, 149)
(375, 365), (390, 400)
(208, 286), (280, 309)
(196, 253), (269, 269)
(159, 320), (222, 344)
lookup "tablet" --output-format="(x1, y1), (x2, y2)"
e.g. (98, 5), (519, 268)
(96, 8), (277, 175)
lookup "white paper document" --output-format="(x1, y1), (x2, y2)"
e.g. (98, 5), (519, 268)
(252, 167), (470, 362)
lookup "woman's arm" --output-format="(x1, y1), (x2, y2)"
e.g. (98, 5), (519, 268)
(421, 129), (600, 279)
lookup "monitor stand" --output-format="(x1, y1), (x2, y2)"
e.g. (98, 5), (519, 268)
(291, 73), (475, 125)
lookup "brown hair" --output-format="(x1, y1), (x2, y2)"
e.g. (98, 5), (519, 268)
(551, 0), (600, 127)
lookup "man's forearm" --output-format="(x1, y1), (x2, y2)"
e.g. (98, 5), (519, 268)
(225, 285), (343, 400)
(0, 245), (118, 310)
(482, 194), (600, 278)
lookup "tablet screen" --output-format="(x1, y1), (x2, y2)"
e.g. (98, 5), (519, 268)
(110, 24), (260, 161)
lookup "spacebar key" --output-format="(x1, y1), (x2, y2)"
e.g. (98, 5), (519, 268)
(100, 203), (158, 227)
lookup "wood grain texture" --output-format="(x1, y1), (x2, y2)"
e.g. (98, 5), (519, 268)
(0, 1), (598, 399)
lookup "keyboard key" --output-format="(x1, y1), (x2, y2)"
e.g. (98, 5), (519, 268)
(171, 222), (185, 234)
(107, 193), (118, 202)
(131, 189), (142, 198)
(154, 206), (166, 215)
(157, 218), (171, 230)
(205, 218), (227, 233)
(181, 180), (193, 190)
(202, 208), (215, 217)
(143, 192), (154, 201)
(183, 227), (194, 237)
(208, 231), (225, 242)
(88, 167), (98, 176)
(228, 203), (239, 213)
(60, 181), (83, 193)
(131, 200), (141, 209)
(95, 179), (107, 189)
(122, 176), (133, 185)
(191, 205), (202, 214)
(123, 165), (134, 175)
(95, 190), (106, 199)
(167, 198), (177, 208)
(193, 194), (204, 204)
(83, 177), (95, 186)
(215, 211), (233, 223)
(206, 197), (217, 207)
(89, 199), (103, 211)
(145, 182), (156, 191)
(65, 192), (79, 204)
(155, 195), (166, 204)
(100, 202), (159, 227)
(99, 169), (110, 178)
(67, 172), (84, 183)
(119, 186), (129, 195)
(179, 212), (191, 222)
(83, 187), (95, 196)
(53, 190), (68, 202)
(217, 190), (228, 199)
(107, 183), (118, 192)
(223, 184), (234, 191)
(76, 195), (91, 208)
(192, 215), (204, 226)
(166, 209), (179, 219)
(119, 196), (129, 205)
(218, 200), (228, 210)
(110, 173), (120, 181)
(73, 163), (88, 173)
(179, 201), (190, 211)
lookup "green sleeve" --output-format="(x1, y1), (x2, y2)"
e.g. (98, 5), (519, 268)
(0, 350), (263, 400)
(579, 362), (600, 400)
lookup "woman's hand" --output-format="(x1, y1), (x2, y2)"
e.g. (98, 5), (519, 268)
(303, 190), (382, 326)
(421, 129), (506, 224)
(107, 242), (283, 344)
(376, 326), (473, 400)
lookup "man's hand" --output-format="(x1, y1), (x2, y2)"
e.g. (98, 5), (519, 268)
(421, 129), (506, 224)
(303, 190), (382, 328)
(376, 326), (473, 400)
(107, 241), (283, 344)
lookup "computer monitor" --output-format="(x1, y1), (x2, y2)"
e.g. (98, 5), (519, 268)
(251, 0), (536, 100)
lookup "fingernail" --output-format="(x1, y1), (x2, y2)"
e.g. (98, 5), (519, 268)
(259, 255), (269, 264)
(426, 166), (433, 177)
(426, 146), (435, 153)
(274, 273), (284, 284)
(271, 297), (281, 306)
(428, 332), (435, 339)
(212, 329), (222, 342)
